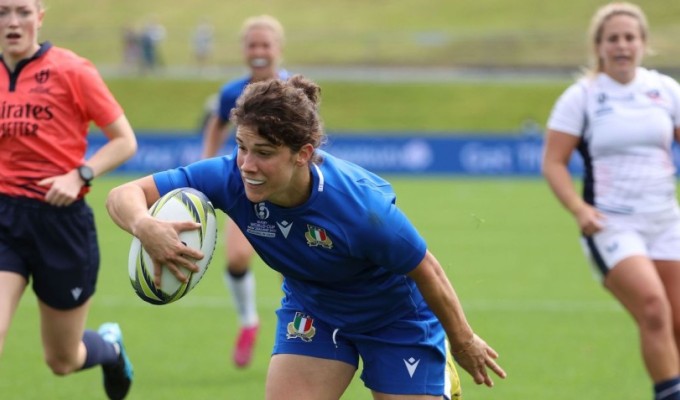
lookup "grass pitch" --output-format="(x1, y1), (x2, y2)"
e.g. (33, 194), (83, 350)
(0, 176), (646, 399)
(41, 0), (680, 69)
(106, 78), (569, 133)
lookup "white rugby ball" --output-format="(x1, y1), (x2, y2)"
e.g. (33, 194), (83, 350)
(128, 187), (217, 305)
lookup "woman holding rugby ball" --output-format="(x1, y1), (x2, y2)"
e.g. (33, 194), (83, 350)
(107, 74), (506, 399)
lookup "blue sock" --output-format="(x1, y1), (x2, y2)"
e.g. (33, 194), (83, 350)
(655, 377), (680, 400)
(80, 330), (119, 370)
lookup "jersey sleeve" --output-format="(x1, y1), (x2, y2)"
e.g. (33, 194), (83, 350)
(70, 58), (123, 128)
(152, 151), (240, 211)
(360, 198), (428, 275)
(547, 81), (588, 137)
(217, 83), (240, 122)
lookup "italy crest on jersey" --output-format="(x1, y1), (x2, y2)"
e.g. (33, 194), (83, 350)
(304, 224), (333, 249)
(286, 312), (316, 342)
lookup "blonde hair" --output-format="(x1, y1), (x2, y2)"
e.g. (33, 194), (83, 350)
(586, 2), (649, 76)
(240, 15), (285, 46)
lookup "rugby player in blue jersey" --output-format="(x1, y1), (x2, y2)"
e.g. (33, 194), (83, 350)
(107, 75), (506, 399)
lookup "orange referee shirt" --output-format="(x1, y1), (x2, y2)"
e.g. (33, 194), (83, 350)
(0, 42), (123, 200)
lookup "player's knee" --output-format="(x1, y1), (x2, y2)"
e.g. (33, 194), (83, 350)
(228, 249), (254, 265)
(45, 353), (77, 376)
(227, 263), (249, 277)
(638, 294), (672, 333)
(226, 254), (252, 274)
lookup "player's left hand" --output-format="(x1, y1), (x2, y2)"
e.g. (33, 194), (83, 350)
(452, 334), (506, 387)
(38, 170), (83, 207)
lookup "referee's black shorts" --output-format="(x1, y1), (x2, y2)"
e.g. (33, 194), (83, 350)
(0, 194), (100, 310)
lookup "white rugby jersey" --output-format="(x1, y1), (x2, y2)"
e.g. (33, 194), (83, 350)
(548, 67), (680, 214)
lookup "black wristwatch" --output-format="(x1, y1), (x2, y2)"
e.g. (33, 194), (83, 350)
(77, 165), (94, 187)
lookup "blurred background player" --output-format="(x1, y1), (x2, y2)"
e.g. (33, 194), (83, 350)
(192, 17), (214, 68)
(201, 14), (289, 368)
(139, 14), (165, 72)
(0, 0), (137, 399)
(543, 3), (680, 399)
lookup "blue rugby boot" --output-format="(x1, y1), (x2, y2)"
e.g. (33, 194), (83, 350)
(98, 322), (134, 400)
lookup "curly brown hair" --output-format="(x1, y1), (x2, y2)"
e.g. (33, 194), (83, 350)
(231, 75), (326, 160)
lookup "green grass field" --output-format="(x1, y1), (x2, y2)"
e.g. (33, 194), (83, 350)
(2, 2), (668, 398)
(35, 0), (680, 135)
(0, 176), (647, 399)
(106, 78), (569, 132)
(41, 0), (680, 69)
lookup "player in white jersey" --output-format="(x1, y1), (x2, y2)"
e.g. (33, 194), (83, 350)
(543, 3), (680, 399)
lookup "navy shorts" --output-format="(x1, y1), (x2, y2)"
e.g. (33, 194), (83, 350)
(272, 294), (449, 396)
(0, 194), (100, 309)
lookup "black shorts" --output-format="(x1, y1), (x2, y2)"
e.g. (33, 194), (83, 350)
(0, 194), (100, 309)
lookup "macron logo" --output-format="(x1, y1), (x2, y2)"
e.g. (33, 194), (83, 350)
(605, 241), (619, 253)
(403, 357), (420, 378)
(277, 221), (293, 238)
(71, 287), (83, 300)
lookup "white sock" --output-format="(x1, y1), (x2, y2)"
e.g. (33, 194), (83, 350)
(224, 270), (259, 327)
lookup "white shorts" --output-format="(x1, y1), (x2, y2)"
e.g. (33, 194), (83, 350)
(580, 207), (680, 282)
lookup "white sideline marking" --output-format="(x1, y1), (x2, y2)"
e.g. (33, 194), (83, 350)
(462, 299), (622, 313)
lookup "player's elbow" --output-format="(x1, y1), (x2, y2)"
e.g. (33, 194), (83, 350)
(540, 158), (561, 180)
(121, 135), (138, 161)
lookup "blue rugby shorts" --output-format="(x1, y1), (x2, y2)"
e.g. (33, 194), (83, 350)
(272, 295), (450, 397)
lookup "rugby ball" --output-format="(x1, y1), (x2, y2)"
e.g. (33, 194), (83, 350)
(128, 188), (217, 305)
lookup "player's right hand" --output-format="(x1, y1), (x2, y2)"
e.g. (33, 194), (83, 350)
(452, 334), (507, 388)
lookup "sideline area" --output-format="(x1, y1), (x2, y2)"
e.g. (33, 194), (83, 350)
(98, 64), (576, 84)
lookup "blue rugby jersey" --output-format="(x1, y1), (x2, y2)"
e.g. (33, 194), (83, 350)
(153, 149), (428, 333)
(215, 70), (290, 122)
